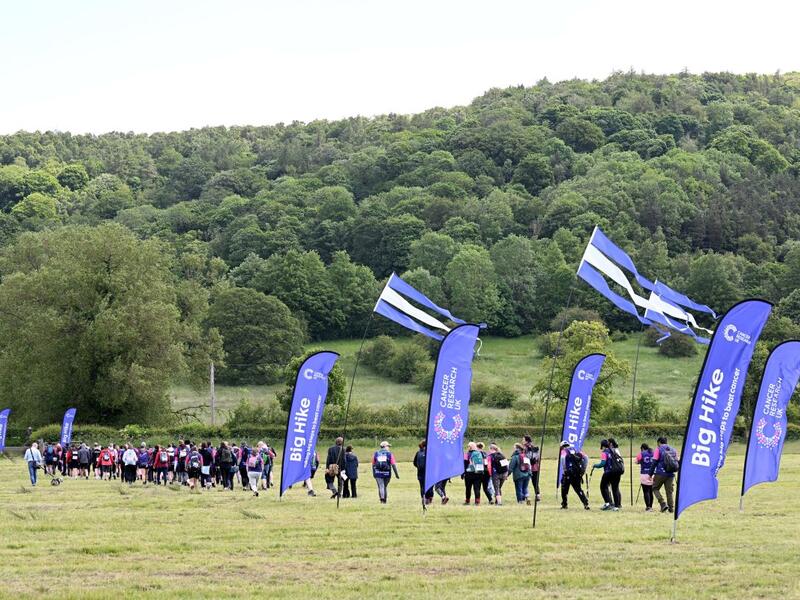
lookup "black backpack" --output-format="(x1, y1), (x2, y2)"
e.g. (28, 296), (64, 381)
(492, 452), (508, 475)
(606, 448), (625, 475)
(661, 445), (679, 473)
(565, 450), (586, 476)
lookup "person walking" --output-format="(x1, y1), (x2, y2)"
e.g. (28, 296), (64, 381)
(153, 444), (170, 485)
(218, 442), (235, 491)
(635, 443), (655, 511)
(136, 443), (150, 484)
(372, 441), (398, 503)
(488, 443), (509, 506)
(652, 436), (678, 513)
(592, 439), (623, 511)
(476, 442), (494, 504)
(24, 442), (43, 486)
(523, 435), (541, 502)
(186, 444), (203, 491)
(559, 441), (590, 510)
(509, 443), (530, 504)
(78, 443), (92, 479)
(325, 437), (345, 499)
(98, 445), (115, 480)
(200, 442), (214, 488)
(463, 441), (485, 505)
(245, 447), (264, 496)
(413, 441), (433, 505)
(122, 444), (138, 484)
(343, 445), (359, 499)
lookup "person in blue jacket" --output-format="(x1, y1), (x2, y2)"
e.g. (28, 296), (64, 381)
(372, 441), (399, 503)
(343, 445), (359, 499)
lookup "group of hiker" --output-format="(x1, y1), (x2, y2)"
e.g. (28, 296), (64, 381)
(21, 434), (680, 513)
(24, 439), (279, 495)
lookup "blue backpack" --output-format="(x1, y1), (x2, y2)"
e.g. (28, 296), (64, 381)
(374, 450), (392, 475)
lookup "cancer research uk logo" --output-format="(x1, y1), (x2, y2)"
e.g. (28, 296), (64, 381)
(303, 368), (326, 380)
(723, 324), (752, 345)
(577, 369), (594, 381)
(755, 418), (782, 450)
(433, 412), (463, 443)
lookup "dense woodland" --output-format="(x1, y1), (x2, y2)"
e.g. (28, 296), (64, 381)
(3, 71), (800, 427)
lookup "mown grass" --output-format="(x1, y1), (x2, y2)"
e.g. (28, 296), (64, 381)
(171, 335), (706, 423)
(1, 441), (798, 599)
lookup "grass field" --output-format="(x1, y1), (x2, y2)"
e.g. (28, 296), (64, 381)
(2, 439), (798, 599)
(171, 336), (705, 423)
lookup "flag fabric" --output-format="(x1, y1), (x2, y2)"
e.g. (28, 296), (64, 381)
(60, 408), (77, 448)
(0, 408), (9, 453)
(423, 324), (480, 495)
(741, 340), (800, 496)
(578, 226), (713, 343)
(374, 273), (465, 341)
(279, 351), (339, 497)
(675, 300), (772, 519)
(557, 354), (605, 486)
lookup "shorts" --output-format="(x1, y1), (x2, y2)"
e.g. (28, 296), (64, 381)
(188, 468), (201, 479)
(79, 462), (90, 469)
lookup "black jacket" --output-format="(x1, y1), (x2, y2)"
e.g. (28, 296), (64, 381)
(326, 444), (345, 469)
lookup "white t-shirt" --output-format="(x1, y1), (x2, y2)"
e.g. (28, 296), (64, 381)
(122, 449), (138, 466)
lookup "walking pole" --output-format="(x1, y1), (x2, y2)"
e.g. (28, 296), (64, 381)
(635, 483), (641, 506)
(532, 285), (575, 529)
(336, 314), (374, 509)
(629, 327), (644, 506)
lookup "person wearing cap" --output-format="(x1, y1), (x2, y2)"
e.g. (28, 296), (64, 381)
(559, 441), (589, 510)
(372, 441), (399, 503)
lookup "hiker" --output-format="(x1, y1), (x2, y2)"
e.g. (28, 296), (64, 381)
(186, 444), (203, 491)
(434, 480), (450, 504)
(218, 441), (235, 490)
(652, 436), (679, 513)
(245, 445), (264, 496)
(174, 440), (189, 485)
(78, 443), (92, 479)
(24, 442), (43, 486)
(343, 445), (359, 499)
(636, 443), (655, 511)
(43, 442), (57, 475)
(260, 443), (276, 490)
(325, 437), (345, 499)
(476, 442), (494, 503)
(488, 443), (509, 506)
(523, 435), (541, 502)
(98, 445), (115, 480)
(509, 443), (530, 504)
(413, 440), (433, 504)
(372, 441), (398, 503)
(303, 451), (319, 497)
(593, 438), (623, 511)
(91, 444), (101, 478)
(122, 444), (138, 484)
(463, 441), (485, 505)
(68, 444), (81, 478)
(559, 441), (590, 510)
(153, 444), (170, 485)
(136, 443), (150, 484)
(200, 442), (214, 488)
(238, 442), (251, 491)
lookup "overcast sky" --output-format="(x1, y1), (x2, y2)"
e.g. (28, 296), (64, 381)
(1, 0), (797, 134)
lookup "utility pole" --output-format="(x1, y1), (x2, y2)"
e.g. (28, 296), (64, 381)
(210, 361), (216, 426)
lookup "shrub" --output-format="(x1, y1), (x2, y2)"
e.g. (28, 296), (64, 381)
(633, 391), (661, 422)
(413, 362), (435, 393)
(658, 333), (697, 357)
(482, 384), (517, 408)
(549, 307), (603, 332)
(643, 327), (662, 347)
(610, 330), (629, 342)
(536, 332), (565, 357)
(362, 335), (397, 373)
(388, 343), (431, 384)
(471, 382), (491, 404)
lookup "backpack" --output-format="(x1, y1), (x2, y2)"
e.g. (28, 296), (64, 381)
(44, 445), (55, 460)
(469, 450), (485, 473)
(188, 452), (201, 470)
(374, 450), (392, 474)
(606, 448), (625, 475)
(661, 445), (679, 473)
(220, 447), (232, 464)
(159, 450), (169, 464)
(519, 451), (531, 473)
(246, 454), (260, 470)
(102, 451), (110, 462)
(565, 450), (587, 476)
(492, 452), (508, 475)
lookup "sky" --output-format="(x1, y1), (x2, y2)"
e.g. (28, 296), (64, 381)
(1, 0), (797, 134)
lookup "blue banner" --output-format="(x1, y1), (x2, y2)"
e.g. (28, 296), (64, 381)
(280, 351), (339, 497)
(675, 300), (772, 519)
(0, 408), (9, 453)
(557, 354), (605, 486)
(742, 340), (800, 496)
(60, 408), (77, 448)
(423, 324), (480, 495)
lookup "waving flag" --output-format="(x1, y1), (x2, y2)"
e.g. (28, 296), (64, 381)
(374, 273), (465, 341)
(578, 226), (714, 343)
(0, 408), (9, 453)
(741, 340), (800, 498)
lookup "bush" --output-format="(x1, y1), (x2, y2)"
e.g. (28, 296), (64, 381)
(643, 327), (662, 347)
(482, 384), (517, 408)
(471, 382), (491, 404)
(549, 307), (603, 332)
(610, 330), (628, 342)
(387, 343), (431, 384)
(413, 362), (435, 393)
(633, 391), (661, 422)
(536, 332), (565, 357)
(362, 335), (397, 373)
(658, 333), (697, 357)
(226, 398), (286, 426)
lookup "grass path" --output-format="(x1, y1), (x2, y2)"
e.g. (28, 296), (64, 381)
(1, 442), (798, 599)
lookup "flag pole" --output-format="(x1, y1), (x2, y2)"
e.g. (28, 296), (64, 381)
(629, 327), (644, 506)
(336, 314), (373, 509)
(533, 284), (575, 529)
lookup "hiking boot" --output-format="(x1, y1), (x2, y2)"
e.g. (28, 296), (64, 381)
(254, 491), (259, 497)
(475, 499), (481, 506)
(601, 504), (612, 511)
(584, 504), (590, 510)
(535, 494), (541, 502)
(560, 505), (568, 510)
(307, 490), (316, 497)
(645, 507), (653, 512)
(660, 504), (669, 513)
(463, 500), (471, 505)
(611, 506), (620, 511)
(442, 497), (449, 505)
(667, 507), (673, 513)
